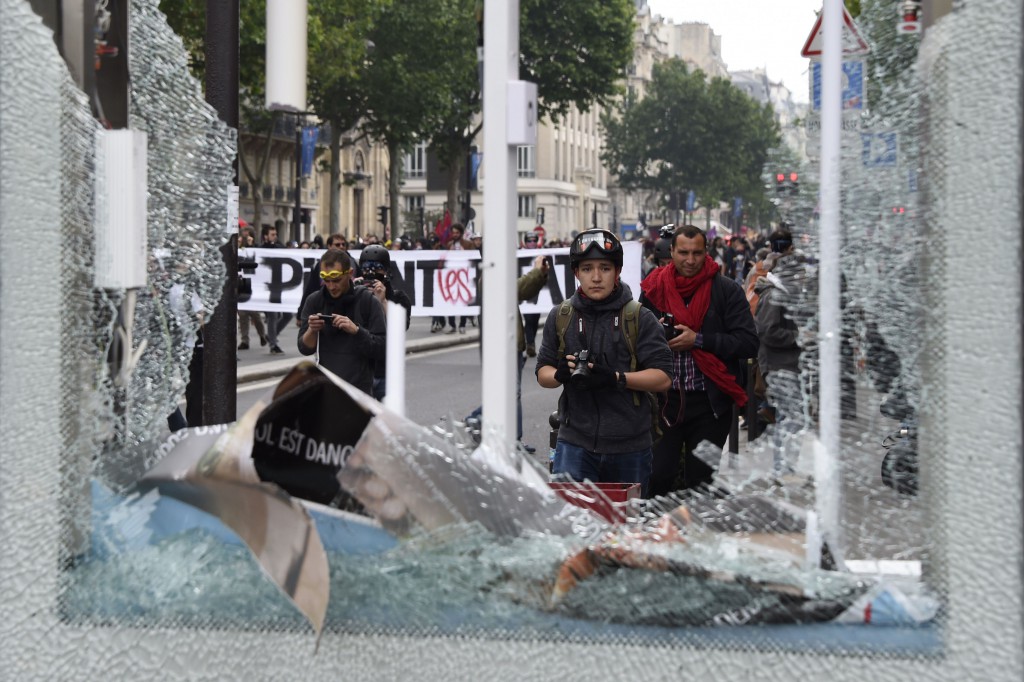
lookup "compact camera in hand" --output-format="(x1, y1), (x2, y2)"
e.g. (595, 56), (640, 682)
(316, 313), (334, 322)
(662, 313), (681, 340)
(570, 349), (591, 388)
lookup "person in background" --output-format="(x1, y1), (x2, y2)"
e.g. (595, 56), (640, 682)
(724, 236), (753, 285)
(639, 225), (759, 496)
(643, 225), (675, 280)
(444, 223), (473, 334)
(237, 225), (267, 351)
(521, 231), (542, 356)
(297, 249), (386, 395)
(260, 224), (289, 355)
(708, 236), (727, 270)
(358, 245), (412, 401)
(753, 228), (808, 474)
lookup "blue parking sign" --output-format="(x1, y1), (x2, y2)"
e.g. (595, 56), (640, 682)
(861, 131), (898, 167)
(812, 60), (865, 111)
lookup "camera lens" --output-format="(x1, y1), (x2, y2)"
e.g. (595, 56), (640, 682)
(570, 350), (591, 388)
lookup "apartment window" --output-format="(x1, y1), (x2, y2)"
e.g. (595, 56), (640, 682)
(517, 194), (535, 219)
(403, 142), (426, 178)
(517, 145), (536, 178)
(404, 195), (424, 213)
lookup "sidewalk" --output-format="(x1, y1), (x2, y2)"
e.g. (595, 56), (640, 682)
(235, 315), (480, 384)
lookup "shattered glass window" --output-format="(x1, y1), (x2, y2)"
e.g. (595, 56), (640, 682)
(2, 0), (1021, 677)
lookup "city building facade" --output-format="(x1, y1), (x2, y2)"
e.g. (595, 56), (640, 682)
(238, 117), (390, 245)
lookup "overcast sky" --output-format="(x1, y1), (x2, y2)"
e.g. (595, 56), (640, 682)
(645, 0), (822, 103)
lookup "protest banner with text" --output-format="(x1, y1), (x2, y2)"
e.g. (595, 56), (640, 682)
(237, 243), (643, 316)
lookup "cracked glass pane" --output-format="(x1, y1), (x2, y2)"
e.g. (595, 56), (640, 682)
(59, 0), (939, 651)
(4, 0), (1014, 675)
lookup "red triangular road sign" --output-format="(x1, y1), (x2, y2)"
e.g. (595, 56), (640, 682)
(801, 5), (870, 57)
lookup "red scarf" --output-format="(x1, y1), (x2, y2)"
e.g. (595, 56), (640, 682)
(641, 256), (747, 407)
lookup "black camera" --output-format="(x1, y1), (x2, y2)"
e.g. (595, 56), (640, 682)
(570, 350), (591, 388)
(662, 313), (680, 340)
(316, 313), (334, 322)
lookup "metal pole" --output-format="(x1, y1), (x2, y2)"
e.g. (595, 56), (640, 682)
(817, 0), (845, 566)
(480, 0), (520, 450)
(294, 115), (302, 242)
(202, 0), (239, 426)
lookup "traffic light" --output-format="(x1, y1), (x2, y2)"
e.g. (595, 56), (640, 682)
(891, 206), (906, 215)
(789, 172), (799, 195)
(775, 172), (786, 193)
(376, 206), (389, 226)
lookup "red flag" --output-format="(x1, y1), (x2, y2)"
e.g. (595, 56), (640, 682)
(434, 210), (452, 243)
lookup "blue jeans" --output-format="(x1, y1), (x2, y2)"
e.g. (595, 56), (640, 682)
(552, 440), (653, 498)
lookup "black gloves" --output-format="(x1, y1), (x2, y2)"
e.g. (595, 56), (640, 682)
(584, 364), (617, 391)
(554, 356), (619, 391)
(554, 356), (573, 385)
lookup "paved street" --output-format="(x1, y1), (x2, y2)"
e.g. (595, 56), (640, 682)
(236, 314), (556, 457)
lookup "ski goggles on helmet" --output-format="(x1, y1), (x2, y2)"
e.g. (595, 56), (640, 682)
(360, 261), (387, 274)
(319, 268), (351, 281)
(570, 229), (623, 268)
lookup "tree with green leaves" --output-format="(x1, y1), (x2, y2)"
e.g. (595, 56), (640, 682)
(520, 0), (635, 121)
(416, 0), (480, 224)
(307, 0), (389, 234)
(162, 0), (637, 238)
(357, 0), (474, 238)
(161, 0), (284, 230)
(425, 0), (637, 223)
(601, 59), (780, 229)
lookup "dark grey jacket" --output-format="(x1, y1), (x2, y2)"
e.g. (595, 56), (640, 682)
(753, 255), (807, 376)
(298, 286), (386, 394)
(536, 284), (673, 454)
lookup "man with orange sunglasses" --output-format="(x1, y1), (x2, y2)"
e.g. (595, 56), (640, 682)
(298, 249), (386, 395)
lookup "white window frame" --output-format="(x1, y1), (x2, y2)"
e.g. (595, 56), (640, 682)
(517, 145), (536, 178)
(404, 194), (424, 214)
(517, 194), (535, 219)
(403, 142), (427, 178)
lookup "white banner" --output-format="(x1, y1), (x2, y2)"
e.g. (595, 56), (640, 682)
(238, 243), (643, 316)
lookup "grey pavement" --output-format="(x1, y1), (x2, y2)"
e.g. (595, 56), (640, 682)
(235, 314), (482, 384)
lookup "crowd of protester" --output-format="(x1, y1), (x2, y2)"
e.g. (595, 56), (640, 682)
(232, 215), (833, 500)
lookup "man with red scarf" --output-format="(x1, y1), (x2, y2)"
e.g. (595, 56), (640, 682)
(639, 225), (759, 495)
